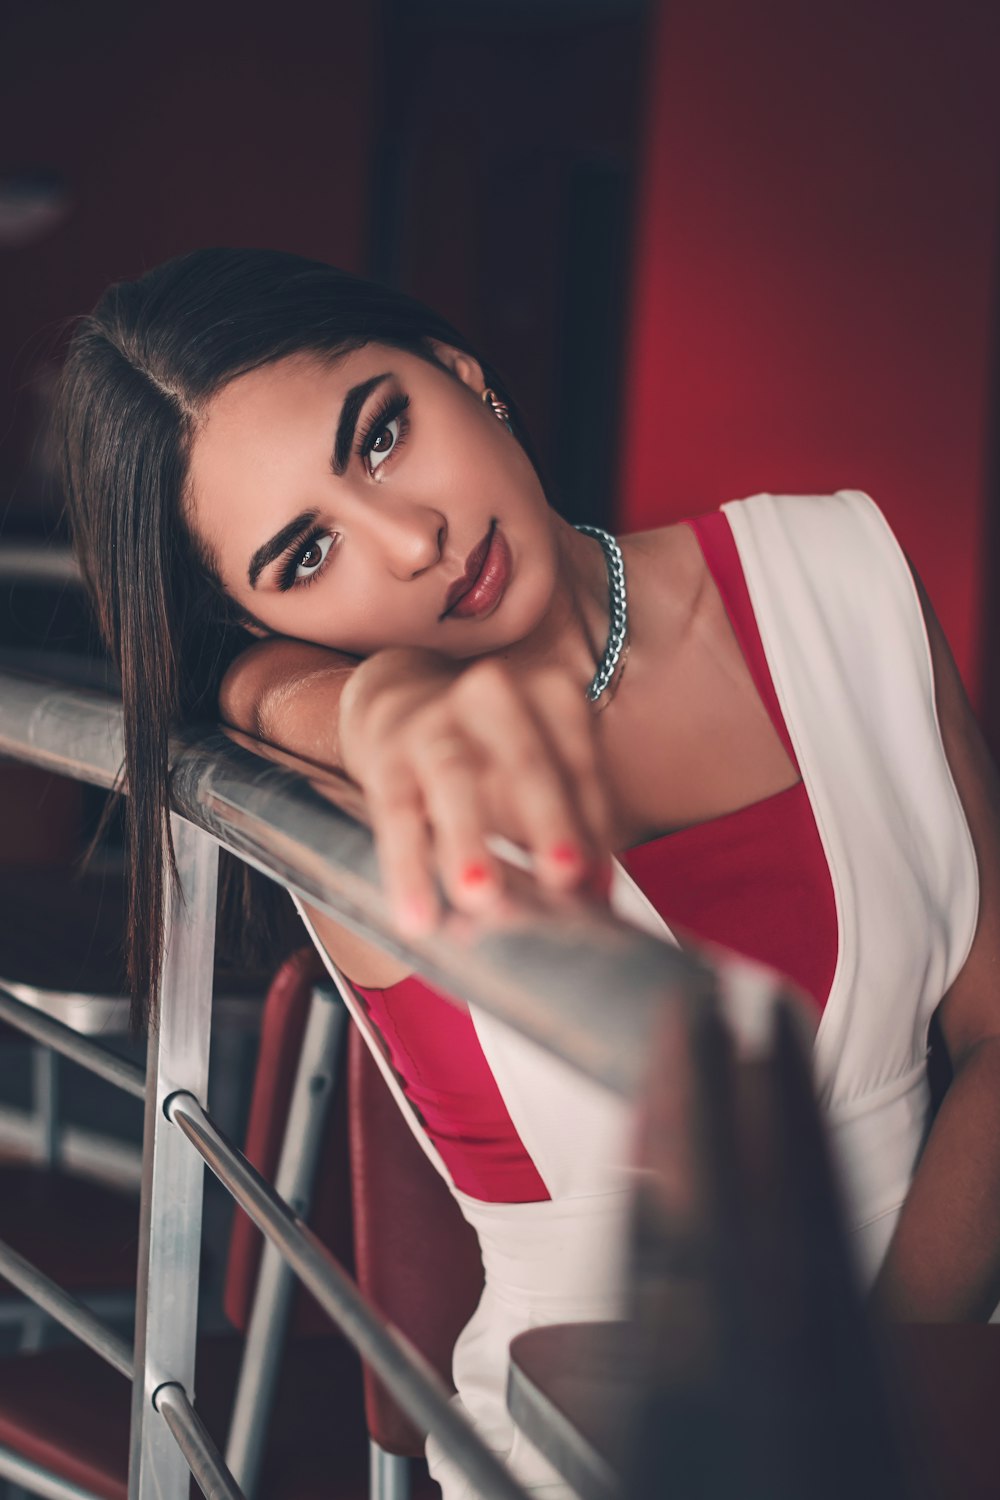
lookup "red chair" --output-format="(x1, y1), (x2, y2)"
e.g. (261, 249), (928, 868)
(227, 962), (486, 1499)
(0, 945), (491, 1500)
(347, 1023), (484, 1497)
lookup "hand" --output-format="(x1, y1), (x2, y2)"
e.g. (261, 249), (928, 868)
(338, 648), (614, 935)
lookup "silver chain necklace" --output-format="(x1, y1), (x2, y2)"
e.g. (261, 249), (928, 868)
(573, 524), (628, 704)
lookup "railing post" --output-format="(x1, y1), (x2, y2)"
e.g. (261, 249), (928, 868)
(128, 816), (219, 1500)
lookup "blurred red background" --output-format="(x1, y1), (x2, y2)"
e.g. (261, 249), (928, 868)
(1, 0), (998, 726)
(620, 0), (1000, 728)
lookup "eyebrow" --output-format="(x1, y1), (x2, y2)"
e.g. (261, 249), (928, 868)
(246, 372), (392, 589)
(247, 510), (318, 589)
(332, 372), (391, 476)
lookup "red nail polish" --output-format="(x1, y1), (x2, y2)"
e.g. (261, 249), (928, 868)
(460, 862), (491, 886)
(550, 842), (583, 866)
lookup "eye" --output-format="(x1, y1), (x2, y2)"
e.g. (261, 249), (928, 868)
(367, 416), (400, 473)
(292, 530), (334, 582)
(357, 390), (410, 477)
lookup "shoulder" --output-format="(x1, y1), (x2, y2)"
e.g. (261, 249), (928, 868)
(910, 567), (996, 1063)
(618, 518), (708, 637)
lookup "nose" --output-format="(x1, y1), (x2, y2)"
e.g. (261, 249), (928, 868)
(362, 499), (446, 580)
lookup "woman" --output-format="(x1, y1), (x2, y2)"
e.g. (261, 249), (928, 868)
(59, 248), (1000, 1497)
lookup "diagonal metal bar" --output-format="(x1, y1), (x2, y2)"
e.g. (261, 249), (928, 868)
(0, 1239), (133, 1378)
(166, 1092), (533, 1500)
(154, 1384), (245, 1500)
(0, 667), (716, 1099)
(0, 1444), (106, 1500)
(0, 987), (145, 1099)
(224, 983), (349, 1498)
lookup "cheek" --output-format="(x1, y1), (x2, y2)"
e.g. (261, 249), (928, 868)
(272, 572), (417, 656)
(337, 576), (395, 640)
(512, 555), (558, 637)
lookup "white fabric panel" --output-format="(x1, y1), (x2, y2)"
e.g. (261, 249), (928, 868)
(723, 490), (979, 1249)
(426, 1189), (630, 1500)
(292, 897), (457, 1187)
(295, 491), (982, 1496)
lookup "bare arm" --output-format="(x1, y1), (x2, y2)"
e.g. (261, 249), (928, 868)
(218, 636), (358, 768)
(220, 638), (415, 985)
(219, 637), (612, 980)
(872, 573), (1000, 1321)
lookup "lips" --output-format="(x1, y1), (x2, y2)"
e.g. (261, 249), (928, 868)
(440, 522), (509, 621)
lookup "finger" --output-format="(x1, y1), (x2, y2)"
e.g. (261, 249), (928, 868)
(524, 670), (615, 861)
(365, 762), (440, 936)
(408, 731), (504, 913)
(456, 664), (595, 888)
(483, 667), (614, 884)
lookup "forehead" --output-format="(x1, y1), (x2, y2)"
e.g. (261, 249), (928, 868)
(184, 344), (412, 555)
(192, 344), (393, 453)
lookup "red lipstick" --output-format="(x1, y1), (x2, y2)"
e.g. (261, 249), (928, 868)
(441, 522), (511, 620)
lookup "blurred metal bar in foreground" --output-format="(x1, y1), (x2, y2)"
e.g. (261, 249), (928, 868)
(623, 996), (912, 1500)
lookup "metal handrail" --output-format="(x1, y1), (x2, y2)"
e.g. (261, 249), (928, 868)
(0, 542), (81, 588)
(167, 1091), (533, 1500)
(0, 663), (714, 1098)
(0, 663), (741, 1500)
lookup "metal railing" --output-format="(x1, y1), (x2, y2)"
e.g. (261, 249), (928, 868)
(0, 659), (756, 1500)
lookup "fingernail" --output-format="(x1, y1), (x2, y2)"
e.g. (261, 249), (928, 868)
(397, 897), (434, 936)
(549, 841), (584, 867)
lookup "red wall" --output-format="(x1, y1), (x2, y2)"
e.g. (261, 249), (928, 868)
(0, 0), (376, 521)
(619, 0), (1000, 699)
(0, 0), (377, 861)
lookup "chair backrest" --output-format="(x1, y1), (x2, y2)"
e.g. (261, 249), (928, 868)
(347, 1022), (484, 1457)
(223, 946), (355, 1335)
(225, 947), (485, 1453)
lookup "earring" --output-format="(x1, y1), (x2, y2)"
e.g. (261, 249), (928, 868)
(482, 387), (513, 433)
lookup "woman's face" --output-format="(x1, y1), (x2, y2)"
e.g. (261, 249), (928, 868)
(185, 342), (559, 659)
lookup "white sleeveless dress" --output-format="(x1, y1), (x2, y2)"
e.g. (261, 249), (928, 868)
(299, 490), (980, 1499)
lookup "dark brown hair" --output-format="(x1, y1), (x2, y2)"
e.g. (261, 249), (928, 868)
(57, 248), (537, 1029)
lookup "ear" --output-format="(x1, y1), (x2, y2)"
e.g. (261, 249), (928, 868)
(426, 339), (485, 396)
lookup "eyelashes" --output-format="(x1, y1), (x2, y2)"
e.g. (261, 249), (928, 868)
(278, 524), (331, 591)
(357, 389), (410, 468)
(276, 388), (412, 592)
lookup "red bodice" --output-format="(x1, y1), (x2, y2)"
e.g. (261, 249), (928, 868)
(353, 510), (838, 1201)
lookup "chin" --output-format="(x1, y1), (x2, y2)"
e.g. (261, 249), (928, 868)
(496, 571), (554, 649)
